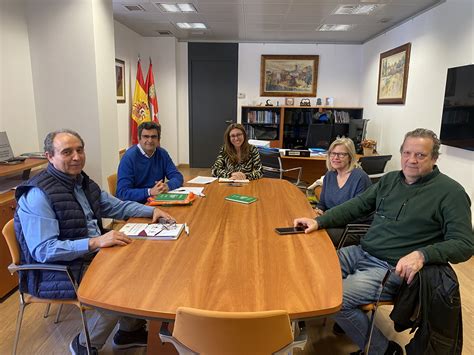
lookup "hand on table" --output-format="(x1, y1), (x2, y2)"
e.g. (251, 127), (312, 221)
(151, 208), (175, 223)
(395, 251), (425, 284)
(293, 217), (319, 234)
(314, 208), (325, 217)
(89, 230), (132, 250)
(150, 181), (169, 196)
(230, 172), (246, 180)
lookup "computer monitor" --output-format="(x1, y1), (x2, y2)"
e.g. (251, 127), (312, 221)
(349, 119), (369, 153)
(305, 124), (333, 149)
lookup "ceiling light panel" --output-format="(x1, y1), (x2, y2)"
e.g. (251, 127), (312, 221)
(334, 4), (383, 15)
(317, 24), (355, 31)
(157, 3), (197, 13)
(177, 22), (207, 29)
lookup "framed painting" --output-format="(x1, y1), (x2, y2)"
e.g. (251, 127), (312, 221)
(377, 43), (411, 104)
(115, 58), (126, 103)
(260, 55), (319, 97)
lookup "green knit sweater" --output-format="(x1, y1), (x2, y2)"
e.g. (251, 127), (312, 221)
(316, 166), (473, 266)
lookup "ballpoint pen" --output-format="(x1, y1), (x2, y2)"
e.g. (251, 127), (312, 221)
(184, 223), (190, 236)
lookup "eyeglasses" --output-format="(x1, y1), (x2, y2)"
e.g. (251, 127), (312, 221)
(375, 197), (407, 221)
(141, 135), (159, 140)
(329, 152), (349, 158)
(230, 133), (244, 139)
(158, 217), (177, 230)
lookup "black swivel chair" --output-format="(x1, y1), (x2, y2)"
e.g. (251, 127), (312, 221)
(358, 155), (392, 182)
(258, 148), (306, 189)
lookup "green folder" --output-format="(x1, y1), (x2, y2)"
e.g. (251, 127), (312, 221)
(225, 194), (257, 205)
(154, 193), (188, 201)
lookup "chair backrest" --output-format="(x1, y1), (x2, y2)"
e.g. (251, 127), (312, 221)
(2, 219), (20, 265)
(173, 307), (294, 355)
(358, 155), (392, 175)
(258, 148), (283, 178)
(119, 148), (126, 160)
(107, 173), (118, 197)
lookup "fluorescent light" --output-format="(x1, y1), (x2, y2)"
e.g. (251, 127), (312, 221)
(177, 3), (197, 12)
(160, 4), (180, 12)
(317, 24), (354, 31)
(334, 4), (382, 15)
(177, 22), (207, 29)
(157, 3), (197, 13)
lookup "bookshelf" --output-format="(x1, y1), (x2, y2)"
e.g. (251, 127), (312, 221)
(241, 106), (364, 149)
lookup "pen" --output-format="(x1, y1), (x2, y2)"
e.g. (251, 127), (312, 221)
(184, 223), (190, 236)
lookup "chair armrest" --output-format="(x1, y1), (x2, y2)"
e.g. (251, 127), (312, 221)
(281, 167), (302, 173)
(273, 332), (308, 354)
(159, 333), (197, 355)
(8, 263), (80, 291)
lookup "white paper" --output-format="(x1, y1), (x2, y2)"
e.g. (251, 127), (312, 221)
(187, 176), (217, 184)
(120, 223), (184, 240)
(170, 187), (205, 196)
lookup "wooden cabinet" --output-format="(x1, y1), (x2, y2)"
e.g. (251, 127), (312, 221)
(241, 105), (364, 149)
(0, 159), (47, 298)
(0, 191), (18, 297)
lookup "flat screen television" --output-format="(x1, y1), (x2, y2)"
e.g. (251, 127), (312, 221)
(439, 64), (474, 151)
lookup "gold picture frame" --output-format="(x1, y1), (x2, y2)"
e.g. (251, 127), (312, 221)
(260, 55), (319, 97)
(377, 43), (411, 104)
(115, 58), (126, 103)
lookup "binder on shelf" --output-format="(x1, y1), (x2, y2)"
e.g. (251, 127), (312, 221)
(225, 194), (257, 204)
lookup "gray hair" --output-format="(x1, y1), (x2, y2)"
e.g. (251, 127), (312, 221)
(400, 128), (441, 160)
(44, 129), (84, 156)
(326, 137), (358, 172)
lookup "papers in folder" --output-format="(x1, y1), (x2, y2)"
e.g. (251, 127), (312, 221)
(120, 223), (184, 240)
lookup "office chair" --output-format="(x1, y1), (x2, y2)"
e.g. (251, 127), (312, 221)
(337, 224), (394, 355)
(2, 219), (93, 355)
(159, 307), (307, 355)
(258, 148), (306, 189)
(107, 173), (118, 197)
(358, 155), (392, 182)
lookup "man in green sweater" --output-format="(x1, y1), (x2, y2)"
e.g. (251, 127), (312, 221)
(295, 128), (473, 355)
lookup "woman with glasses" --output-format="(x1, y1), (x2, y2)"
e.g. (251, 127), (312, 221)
(211, 123), (263, 180)
(315, 137), (372, 246)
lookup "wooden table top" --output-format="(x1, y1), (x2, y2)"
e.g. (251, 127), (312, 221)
(0, 158), (47, 178)
(78, 178), (342, 320)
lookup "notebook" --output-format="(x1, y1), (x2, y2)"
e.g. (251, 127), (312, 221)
(225, 194), (257, 205)
(0, 132), (26, 164)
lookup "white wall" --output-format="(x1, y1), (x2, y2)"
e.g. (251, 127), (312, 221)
(238, 43), (363, 117)
(0, 0), (39, 154)
(361, 0), (474, 205)
(114, 21), (179, 164)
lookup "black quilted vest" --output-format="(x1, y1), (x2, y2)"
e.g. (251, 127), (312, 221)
(14, 164), (103, 299)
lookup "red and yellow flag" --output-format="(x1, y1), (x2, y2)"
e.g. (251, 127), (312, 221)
(145, 58), (159, 123)
(131, 59), (151, 144)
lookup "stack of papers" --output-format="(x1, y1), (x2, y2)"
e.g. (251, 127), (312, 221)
(218, 178), (250, 183)
(187, 176), (217, 184)
(120, 223), (184, 240)
(170, 187), (205, 197)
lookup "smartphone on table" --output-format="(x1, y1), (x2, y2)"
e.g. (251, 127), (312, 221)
(275, 225), (305, 235)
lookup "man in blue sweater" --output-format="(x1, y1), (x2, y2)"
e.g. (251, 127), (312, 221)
(117, 121), (183, 203)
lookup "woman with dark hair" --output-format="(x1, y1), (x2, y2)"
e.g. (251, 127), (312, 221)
(211, 123), (263, 180)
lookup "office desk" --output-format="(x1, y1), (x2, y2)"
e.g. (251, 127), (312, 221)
(78, 179), (341, 352)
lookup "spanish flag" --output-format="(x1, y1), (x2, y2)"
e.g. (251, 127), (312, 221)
(131, 59), (151, 144)
(145, 58), (159, 123)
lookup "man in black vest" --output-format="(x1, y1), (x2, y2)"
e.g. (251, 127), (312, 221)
(15, 129), (174, 355)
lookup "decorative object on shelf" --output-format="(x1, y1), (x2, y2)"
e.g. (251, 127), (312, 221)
(285, 98), (294, 106)
(316, 97), (322, 106)
(361, 139), (377, 156)
(300, 98), (311, 106)
(377, 43), (411, 104)
(325, 97), (334, 106)
(115, 58), (126, 103)
(260, 55), (319, 97)
(265, 99), (274, 106)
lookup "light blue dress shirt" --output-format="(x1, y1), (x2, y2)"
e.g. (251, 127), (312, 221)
(17, 183), (154, 263)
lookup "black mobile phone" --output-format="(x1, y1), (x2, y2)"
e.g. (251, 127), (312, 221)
(275, 226), (305, 235)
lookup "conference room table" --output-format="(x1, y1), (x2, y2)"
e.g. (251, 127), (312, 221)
(77, 178), (342, 353)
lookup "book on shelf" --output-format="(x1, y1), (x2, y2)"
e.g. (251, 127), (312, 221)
(225, 194), (257, 204)
(120, 223), (184, 240)
(218, 178), (250, 183)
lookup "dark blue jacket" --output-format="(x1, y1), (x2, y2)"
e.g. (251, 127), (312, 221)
(14, 164), (103, 299)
